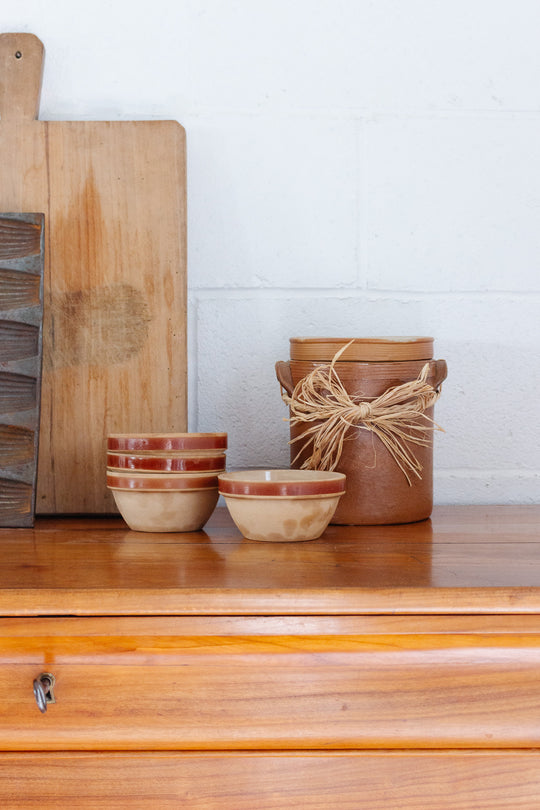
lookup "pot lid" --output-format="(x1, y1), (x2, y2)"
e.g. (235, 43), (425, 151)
(289, 336), (434, 362)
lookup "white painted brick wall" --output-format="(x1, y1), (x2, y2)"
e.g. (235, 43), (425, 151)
(5, 0), (540, 504)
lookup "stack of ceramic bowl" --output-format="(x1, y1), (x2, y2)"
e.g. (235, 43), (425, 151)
(106, 433), (227, 532)
(218, 469), (346, 542)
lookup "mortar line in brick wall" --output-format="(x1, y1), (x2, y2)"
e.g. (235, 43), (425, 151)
(181, 107), (540, 121)
(363, 289), (540, 298)
(189, 287), (540, 300)
(436, 470), (540, 478)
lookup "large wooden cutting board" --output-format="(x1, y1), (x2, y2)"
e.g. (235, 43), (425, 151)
(0, 33), (187, 514)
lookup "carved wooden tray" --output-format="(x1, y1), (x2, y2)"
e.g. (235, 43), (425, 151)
(0, 213), (44, 527)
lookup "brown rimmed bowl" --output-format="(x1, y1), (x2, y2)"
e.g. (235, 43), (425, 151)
(106, 471), (220, 491)
(107, 432), (227, 454)
(108, 488), (219, 533)
(107, 470), (219, 532)
(106, 452), (226, 474)
(218, 469), (346, 543)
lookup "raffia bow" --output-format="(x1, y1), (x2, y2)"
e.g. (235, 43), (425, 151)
(280, 342), (444, 485)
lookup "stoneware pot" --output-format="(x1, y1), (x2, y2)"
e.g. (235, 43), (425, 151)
(276, 337), (447, 525)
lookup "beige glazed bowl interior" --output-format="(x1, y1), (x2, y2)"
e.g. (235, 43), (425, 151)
(218, 470), (346, 542)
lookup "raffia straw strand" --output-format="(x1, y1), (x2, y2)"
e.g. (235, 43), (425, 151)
(280, 341), (444, 486)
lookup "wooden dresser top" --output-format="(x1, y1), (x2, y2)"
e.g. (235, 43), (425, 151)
(0, 505), (539, 617)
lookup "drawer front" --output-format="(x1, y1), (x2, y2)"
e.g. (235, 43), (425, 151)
(2, 617), (540, 750)
(1, 751), (540, 809)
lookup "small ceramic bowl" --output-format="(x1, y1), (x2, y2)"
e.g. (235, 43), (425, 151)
(109, 488), (219, 532)
(106, 471), (220, 490)
(106, 452), (226, 473)
(107, 432), (227, 454)
(218, 469), (346, 542)
(107, 470), (219, 532)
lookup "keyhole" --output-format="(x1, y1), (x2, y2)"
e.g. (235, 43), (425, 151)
(33, 673), (56, 713)
(15, 51), (22, 59)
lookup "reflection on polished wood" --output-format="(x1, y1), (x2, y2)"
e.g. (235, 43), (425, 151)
(0, 506), (539, 615)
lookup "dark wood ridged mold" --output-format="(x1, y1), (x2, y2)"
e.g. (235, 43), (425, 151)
(0, 213), (44, 527)
(0, 217), (41, 260)
(0, 321), (40, 362)
(0, 477), (32, 522)
(0, 424), (35, 466)
(0, 372), (37, 413)
(0, 268), (41, 310)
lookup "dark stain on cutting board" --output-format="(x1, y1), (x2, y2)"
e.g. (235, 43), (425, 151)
(46, 173), (152, 368)
(49, 283), (151, 367)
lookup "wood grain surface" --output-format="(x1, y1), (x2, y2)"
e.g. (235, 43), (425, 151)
(0, 506), (539, 615)
(0, 506), (539, 806)
(0, 33), (187, 514)
(2, 617), (540, 749)
(0, 751), (540, 809)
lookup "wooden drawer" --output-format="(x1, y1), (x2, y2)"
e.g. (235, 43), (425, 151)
(2, 616), (540, 750)
(1, 751), (540, 809)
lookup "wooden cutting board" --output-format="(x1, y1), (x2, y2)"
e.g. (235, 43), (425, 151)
(0, 33), (187, 514)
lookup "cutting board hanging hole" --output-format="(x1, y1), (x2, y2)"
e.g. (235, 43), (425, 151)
(0, 33), (44, 121)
